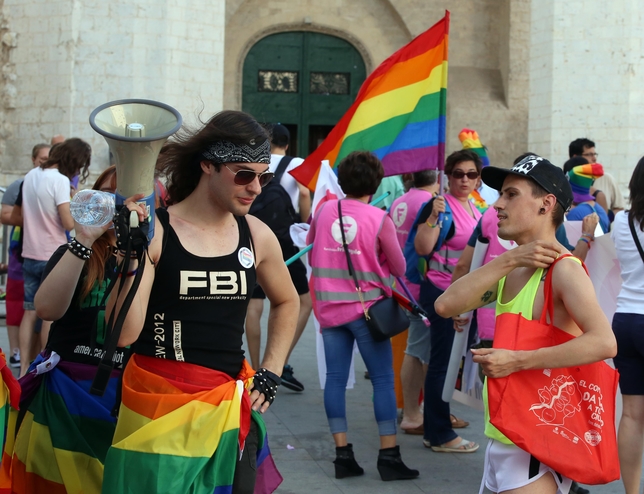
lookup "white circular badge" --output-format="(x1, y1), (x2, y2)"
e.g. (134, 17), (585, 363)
(238, 247), (254, 269)
(331, 216), (358, 245)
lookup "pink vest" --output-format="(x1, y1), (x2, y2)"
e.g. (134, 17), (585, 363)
(309, 199), (395, 328)
(428, 194), (481, 291)
(389, 188), (432, 300)
(477, 207), (515, 339)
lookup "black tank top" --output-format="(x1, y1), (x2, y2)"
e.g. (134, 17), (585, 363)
(132, 208), (257, 377)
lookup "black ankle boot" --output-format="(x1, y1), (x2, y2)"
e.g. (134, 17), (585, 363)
(377, 446), (419, 481)
(333, 444), (364, 479)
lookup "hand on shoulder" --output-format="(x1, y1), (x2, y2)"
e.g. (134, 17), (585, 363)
(505, 240), (562, 269)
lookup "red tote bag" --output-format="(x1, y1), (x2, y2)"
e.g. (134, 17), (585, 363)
(487, 255), (620, 485)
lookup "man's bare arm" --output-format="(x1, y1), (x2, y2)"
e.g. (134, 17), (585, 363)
(8, 204), (22, 227)
(472, 259), (617, 377)
(248, 216), (300, 412)
(436, 240), (562, 318)
(297, 182), (311, 222)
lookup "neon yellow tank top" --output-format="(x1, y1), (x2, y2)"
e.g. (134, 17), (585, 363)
(483, 267), (544, 443)
(483, 258), (581, 443)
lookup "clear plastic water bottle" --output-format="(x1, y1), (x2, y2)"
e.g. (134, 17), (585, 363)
(70, 190), (115, 227)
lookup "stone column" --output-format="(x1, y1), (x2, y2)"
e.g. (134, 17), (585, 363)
(529, 0), (644, 191)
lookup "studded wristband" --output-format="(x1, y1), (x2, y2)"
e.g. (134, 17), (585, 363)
(251, 368), (281, 405)
(67, 238), (92, 260)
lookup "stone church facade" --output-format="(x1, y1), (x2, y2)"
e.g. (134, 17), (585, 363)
(1, 0), (642, 193)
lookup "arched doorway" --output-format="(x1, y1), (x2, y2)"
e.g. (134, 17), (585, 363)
(242, 32), (366, 157)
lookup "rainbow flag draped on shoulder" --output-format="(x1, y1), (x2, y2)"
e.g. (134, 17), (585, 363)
(101, 355), (282, 494)
(291, 11), (450, 190)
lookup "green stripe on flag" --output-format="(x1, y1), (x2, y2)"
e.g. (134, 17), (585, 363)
(335, 89), (446, 163)
(29, 383), (115, 462)
(103, 427), (240, 493)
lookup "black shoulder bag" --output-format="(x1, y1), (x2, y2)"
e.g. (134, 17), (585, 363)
(337, 200), (409, 342)
(628, 210), (644, 263)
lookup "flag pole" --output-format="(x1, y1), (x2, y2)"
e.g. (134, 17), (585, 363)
(284, 191), (391, 266)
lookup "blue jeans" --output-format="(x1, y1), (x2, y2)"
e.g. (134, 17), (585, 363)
(420, 281), (477, 446)
(322, 316), (397, 436)
(22, 258), (49, 311)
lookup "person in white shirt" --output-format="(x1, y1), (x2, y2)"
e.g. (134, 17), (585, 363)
(611, 156), (644, 494)
(246, 124), (312, 391)
(18, 138), (91, 376)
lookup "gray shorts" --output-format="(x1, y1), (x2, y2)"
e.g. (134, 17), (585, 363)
(404, 312), (431, 364)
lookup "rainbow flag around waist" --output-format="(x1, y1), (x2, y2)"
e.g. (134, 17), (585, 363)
(0, 355), (119, 494)
(101, 355), (282, 494)
(291, 12), (450, 190)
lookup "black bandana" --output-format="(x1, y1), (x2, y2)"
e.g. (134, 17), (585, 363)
(202, 139), (271, 165)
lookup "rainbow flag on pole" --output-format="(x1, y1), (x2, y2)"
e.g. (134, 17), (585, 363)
(291, 11), (450, 190)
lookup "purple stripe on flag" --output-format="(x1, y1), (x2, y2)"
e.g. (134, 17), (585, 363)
(380, 143), (445, 176)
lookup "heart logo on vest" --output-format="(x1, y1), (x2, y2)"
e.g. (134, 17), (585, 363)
(332, 216), (358, 244)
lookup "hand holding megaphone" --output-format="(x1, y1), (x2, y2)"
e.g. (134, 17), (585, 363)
(113, 195), (150, 253)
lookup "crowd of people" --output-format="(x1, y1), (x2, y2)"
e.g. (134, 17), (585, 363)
(0, 120), (641, 494)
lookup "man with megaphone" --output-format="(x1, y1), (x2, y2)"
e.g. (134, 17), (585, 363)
(102, 110), (299, 493)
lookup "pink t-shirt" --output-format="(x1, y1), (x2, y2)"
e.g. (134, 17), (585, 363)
(22, 167), (71, 261)
(389, 188), (432, 300)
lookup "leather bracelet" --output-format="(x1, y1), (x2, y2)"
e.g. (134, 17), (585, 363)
(67, 238), (92, 260)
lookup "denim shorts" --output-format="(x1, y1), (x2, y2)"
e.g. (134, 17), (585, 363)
(22, 258), (49, 311)
(405, 312), (431, 364)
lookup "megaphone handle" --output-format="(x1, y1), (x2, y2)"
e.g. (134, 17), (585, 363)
(130, 210), (139, 228)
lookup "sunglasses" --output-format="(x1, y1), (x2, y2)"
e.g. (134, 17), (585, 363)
(450, 170), (480, 180)
(224, 165), (274, 187)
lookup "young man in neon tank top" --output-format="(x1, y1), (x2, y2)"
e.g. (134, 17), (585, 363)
(104, 111), (299, 493)
(435, 155), (617, 494)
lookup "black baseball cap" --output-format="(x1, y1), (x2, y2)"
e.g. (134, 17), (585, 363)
(481, 155), (573, 211)
(270, 123), (290, 147)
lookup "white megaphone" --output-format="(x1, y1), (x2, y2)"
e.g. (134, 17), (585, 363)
(89, 99), (182, 241)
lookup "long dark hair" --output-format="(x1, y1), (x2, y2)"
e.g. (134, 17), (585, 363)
(629, 156), (644, 231)
(42, 138), (91, 183)
(158, 111), (270, 204)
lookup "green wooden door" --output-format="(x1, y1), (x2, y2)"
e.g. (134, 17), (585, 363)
(242, 32), (366, 157)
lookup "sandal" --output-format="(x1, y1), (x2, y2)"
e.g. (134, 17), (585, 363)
(450, 414), (469, 428)
(401, 424), (424, 435)
(428, 438), (479, 453)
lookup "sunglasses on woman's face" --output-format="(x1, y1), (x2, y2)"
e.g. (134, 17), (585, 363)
(224, 165), (274, 187)
(450, 170), (480, 180)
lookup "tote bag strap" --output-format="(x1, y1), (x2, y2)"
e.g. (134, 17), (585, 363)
(337, 200), (370, 319)
(628, 211), (644, 263)
(540, 253), (589, 325)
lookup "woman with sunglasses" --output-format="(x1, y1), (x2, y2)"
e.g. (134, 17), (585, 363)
(414, 149), (483, 453)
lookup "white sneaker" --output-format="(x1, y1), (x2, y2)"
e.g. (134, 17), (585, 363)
(9, 349), (20, 368)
